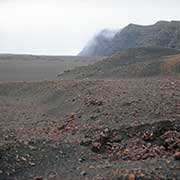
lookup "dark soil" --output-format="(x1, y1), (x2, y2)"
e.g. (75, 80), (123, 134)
(0, 77), (180, 179)
(60, 47), (180, 80)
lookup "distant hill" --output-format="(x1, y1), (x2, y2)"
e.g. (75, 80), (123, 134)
(79, 21), (180, 56)
(61, 47), (180, 79)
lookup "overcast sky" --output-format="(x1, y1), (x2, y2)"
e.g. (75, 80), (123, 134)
(0, 0), (180, 55)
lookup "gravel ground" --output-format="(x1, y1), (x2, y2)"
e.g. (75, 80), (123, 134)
(0, 77), (180, 179)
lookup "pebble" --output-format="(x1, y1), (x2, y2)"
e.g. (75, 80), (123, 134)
(104, 128), (109, 133)
(78, 158), (85, 162)
(21, 156), (27, 162)
(0, 170), (3, 174)
(89, 165), (95, 169)
(29, 162), (36, 166)
(48, 172), (57, 179)
(80, 171), (87, 176)
(174, 152), (180, 160)
(29, 145), (36, 150)
(100, 132), (107, 138)
(23, 140), (29, 145)
(33, 176), (43, 180)
(70, 113), (75, 119)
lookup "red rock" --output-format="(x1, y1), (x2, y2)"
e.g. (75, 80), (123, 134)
(174, 152), (180, 160)
(142, 131), (154, 141)
(128, 174), (135, 180)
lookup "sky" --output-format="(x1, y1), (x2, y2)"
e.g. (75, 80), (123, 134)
(0, 0), (180, 55)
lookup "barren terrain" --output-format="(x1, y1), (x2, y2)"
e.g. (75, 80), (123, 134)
(0, 55), (103, 81)
(0, 77), (180, 180)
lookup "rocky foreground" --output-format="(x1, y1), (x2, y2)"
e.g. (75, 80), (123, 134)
(0, 77), (180, 180)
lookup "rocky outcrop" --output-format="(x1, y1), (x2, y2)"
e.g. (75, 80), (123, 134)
(79, 21), (180, 56)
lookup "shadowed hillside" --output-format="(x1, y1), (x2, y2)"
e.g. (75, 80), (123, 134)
(79, 21), (180, 56)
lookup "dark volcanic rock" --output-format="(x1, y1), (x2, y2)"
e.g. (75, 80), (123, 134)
(79, 21), (180, 56)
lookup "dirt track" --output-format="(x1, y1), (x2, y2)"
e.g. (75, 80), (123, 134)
(0, 77), (180, 179)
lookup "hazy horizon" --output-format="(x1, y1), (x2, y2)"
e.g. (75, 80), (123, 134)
(0, 0), (180, 55)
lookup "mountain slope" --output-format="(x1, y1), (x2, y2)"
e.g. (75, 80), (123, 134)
(79, 21), (180, 56)
(79, 29), (117, 56)
(61, 47), (180, 79)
